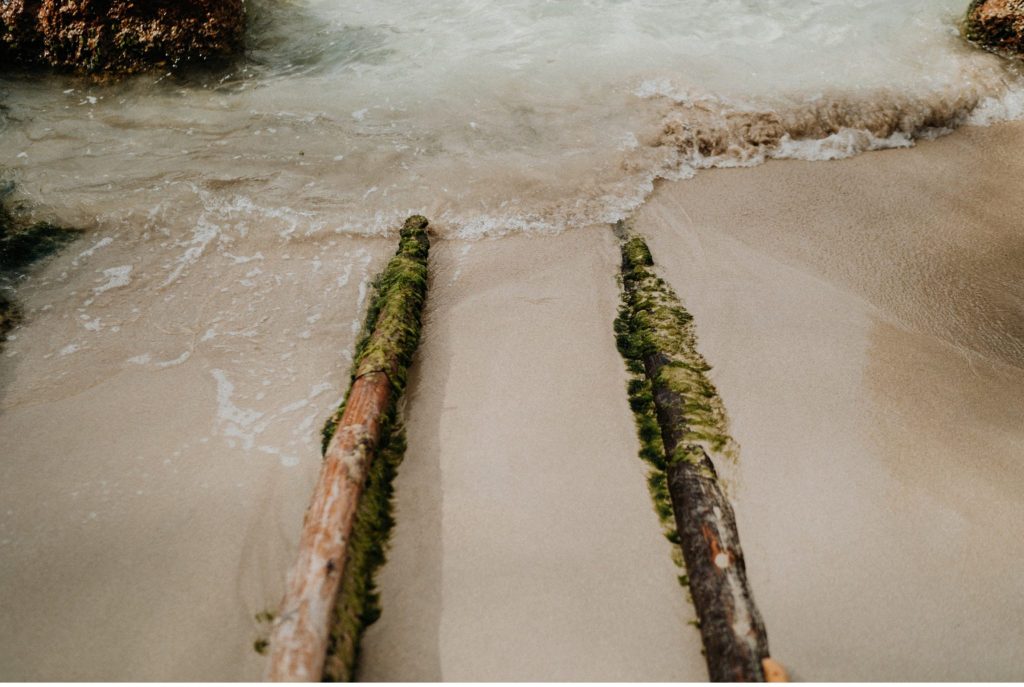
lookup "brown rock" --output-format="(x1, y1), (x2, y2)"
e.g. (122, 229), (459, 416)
(0, 0), (45, 65)
(1, 0), (244, 74)
(964, 0), (1024, 58)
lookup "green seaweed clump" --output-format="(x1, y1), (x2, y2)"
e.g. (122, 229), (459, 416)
(612, 223), (738, 575)
(323, 421), (406, 682)
(319, 215), (430, 682)
(321, 215), (430, 452)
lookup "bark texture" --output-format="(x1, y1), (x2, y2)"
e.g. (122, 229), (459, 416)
(616, 229), (771, 682)
(267, 216), (429, 682)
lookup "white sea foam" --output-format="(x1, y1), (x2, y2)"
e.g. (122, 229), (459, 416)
(93, 266), (133, 294)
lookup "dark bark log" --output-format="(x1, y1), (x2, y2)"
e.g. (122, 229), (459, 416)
(616, 229), (773, 681)
(647, 348), (770, 681)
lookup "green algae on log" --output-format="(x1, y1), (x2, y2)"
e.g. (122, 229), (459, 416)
(1, 0), (244, 75)
(963, 0), (1024, 59)
(614, 225), (771, 682)
(267, 216), (429, 683)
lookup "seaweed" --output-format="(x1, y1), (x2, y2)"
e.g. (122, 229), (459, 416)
(322, 418), (407, 682)
(321, 215), (429, 453)
(317, 215), (429, 682)
(612, 223), (738, 577)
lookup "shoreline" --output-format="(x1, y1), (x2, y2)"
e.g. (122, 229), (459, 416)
(0, 120), (1021, 679)
(633, 120), (1024, 680)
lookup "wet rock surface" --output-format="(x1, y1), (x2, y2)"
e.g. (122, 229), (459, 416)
(964, 0), (1024, 58)
(0, 183), (78, 345)
(1, 0), (244, 74)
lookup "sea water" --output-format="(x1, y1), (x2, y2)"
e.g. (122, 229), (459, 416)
(1, 0), (1022, 239)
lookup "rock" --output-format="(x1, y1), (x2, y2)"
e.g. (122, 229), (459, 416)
(0, 291), (20, 343)
(0, 1), (45, 65)
(1, 0), (245, 74)
(0, 182), (78, 347)
(964, 0), (1024, 58)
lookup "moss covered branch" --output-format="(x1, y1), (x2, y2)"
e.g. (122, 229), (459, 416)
(267, 216), (430, 683)
(613, 223), (771, 682)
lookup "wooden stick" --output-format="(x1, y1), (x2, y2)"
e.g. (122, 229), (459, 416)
(267, 216), (430, 681)
(617, 230), (772, 681)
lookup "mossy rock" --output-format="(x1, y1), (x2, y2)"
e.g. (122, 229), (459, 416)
(964, 0), (1024, 58)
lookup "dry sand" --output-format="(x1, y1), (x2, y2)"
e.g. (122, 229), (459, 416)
(359, 229), (706, 681)
(632, 121), (1024, 681)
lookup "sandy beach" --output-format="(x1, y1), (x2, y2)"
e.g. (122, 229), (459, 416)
(633, 121), (1024, 681)
(1, 118), (1023, 680)
(358, 230), (706, 681)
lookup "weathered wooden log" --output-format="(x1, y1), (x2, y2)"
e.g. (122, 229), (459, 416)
(615, 228), (772, 682)
(267, 216), (430, 682)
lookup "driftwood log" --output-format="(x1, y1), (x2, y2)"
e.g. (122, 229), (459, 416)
(266, 216), (430, 682)
(616, 230), (773, 682)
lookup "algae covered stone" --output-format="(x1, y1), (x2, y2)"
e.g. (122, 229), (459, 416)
(964, 0), (1024, 58)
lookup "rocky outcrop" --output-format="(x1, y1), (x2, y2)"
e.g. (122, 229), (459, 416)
(964, 0), (1024, 58)
(1, 0), (244, 74)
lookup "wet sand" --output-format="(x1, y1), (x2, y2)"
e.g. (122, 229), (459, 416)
(359, 229), (706, 681)
(0, 229), (394, 680)
(633, 121), (1024, 680)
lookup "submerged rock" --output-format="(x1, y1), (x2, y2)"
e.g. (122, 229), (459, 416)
(0, 184), (78, 345)
(1, 0), (245, 74)
(0, 291), (17, 341)
(964, 0), (1024, 58)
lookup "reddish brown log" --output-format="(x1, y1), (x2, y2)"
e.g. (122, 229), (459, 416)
(266, 216), (429, 682)
(266, 371), (392, 681)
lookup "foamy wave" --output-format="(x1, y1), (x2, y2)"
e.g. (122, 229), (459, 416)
(439, 75), (1024, 238)
(638, 70), (1024, 173)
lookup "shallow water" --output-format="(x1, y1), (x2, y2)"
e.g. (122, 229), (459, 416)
(2, 0), (1022, 238)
